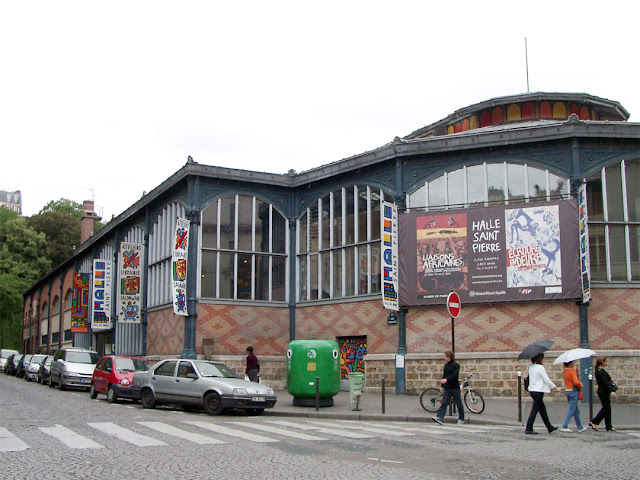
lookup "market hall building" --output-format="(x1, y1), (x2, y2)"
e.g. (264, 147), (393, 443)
(23, 92), (640, 400)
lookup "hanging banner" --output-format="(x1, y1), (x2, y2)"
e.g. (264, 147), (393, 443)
(172, 217), (189, 316)
(398, 199), (582, 305)
(381, 201), (399, 310)
(578, 184), (591, 303)
(92, 259), (113, 330)
(118, 242), (142, 324)
(71, 273), (90, 332)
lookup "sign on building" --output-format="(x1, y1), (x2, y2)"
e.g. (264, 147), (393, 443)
(71, 273), (90, 332)
(91, 259), (112, 330)
(118, 242), (142, 324)
(578, 183), (591, 303)
(172, 217), (189, 316)
(381, 201), (399, 311)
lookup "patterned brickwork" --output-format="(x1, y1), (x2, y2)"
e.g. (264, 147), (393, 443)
(197, 304), (289, 357)
(588, 288), (640, 350)
(146, 308), (184, 355)
(296, 301), (398, 353)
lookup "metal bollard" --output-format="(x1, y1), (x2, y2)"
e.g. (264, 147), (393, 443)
(517, 371), (522, 423)
(588, 374), (593, 421)
(381, 378), (386, 414)
(315, 376), (320, 412)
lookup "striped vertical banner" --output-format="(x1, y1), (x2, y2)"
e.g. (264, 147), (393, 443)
(381, 201), (399, 311)
(172, 217), (189, 316)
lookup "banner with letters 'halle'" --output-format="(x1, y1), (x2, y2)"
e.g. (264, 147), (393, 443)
(91, 259), (112, 330)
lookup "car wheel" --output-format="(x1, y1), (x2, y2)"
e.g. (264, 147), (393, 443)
(141, 388), (156, 409)
(48, 375), (55, 388)
(89, 384), (98, 399)
(59, 376), (66, 391)
(107, 386), (117, 403)
(203, 392), (223, 416)
(246, 408), (264, 416)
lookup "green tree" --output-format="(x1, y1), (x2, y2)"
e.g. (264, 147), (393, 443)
(0, 210), (51, 350)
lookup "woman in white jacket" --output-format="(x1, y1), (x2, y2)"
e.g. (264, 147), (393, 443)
(525, 353), (561, 434)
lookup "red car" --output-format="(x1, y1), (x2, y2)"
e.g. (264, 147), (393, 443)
(90, 355), (151, 403)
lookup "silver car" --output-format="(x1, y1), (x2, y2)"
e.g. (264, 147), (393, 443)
(25, 354), (48, 382)
(49, 347), (99, 391)
(132, 359), (277, 415)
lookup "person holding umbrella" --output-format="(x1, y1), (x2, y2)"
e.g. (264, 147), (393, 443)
(559, 361), (586, 432)
(525, 353), (561, 435)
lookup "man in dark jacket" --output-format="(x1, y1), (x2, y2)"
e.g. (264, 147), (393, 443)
(432, 350), (465, 425)
(245, 346), (260, 382)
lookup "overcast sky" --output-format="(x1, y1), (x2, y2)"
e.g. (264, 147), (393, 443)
(2, 1), (638, 220)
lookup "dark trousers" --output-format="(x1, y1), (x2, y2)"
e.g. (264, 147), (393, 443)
(592, 391), (612, 430)
(247, 369), (259, 383)
(436, 387), (464, 421)
(526, 391), (554, 432)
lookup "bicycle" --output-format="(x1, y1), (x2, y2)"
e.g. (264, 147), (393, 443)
(419, 373), (485, 414)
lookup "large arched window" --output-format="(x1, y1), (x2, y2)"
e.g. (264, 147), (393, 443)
(297, 185), (393, 301)
(201, 195), (288, 301)
(586, 158), (639, 282)
(408, 162), (569, 211)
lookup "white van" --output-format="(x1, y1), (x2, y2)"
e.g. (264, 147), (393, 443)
(0, 349), (19, 373)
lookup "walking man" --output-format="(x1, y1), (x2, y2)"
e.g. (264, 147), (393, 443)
(245, 346), (260, 383)
(432, 350), (465, 425)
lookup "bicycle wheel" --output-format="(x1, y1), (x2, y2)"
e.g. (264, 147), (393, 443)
(464, 389), (485, 414)
(419, 387), (442, 413)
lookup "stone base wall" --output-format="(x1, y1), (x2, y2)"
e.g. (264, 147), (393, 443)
(364, 351), (640, 403)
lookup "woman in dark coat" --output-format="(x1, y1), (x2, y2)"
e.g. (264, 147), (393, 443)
(589, 356), (618, 431)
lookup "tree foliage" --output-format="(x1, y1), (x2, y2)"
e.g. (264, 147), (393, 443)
(0, 209), (51, 350)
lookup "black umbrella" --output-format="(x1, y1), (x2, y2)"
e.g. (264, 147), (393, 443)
(517, 340), (554, 360)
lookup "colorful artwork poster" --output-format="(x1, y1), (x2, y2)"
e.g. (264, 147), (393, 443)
(381, 202), (399, 310)
(71, 273), (90, 332)
(118, 242), (142, 324)
(172, 217), (189, 316)
(398, 199), (581, 305)
(91, 259), (112, 330)
(338, 336), (367, 380)
(578, 184), (591, 303)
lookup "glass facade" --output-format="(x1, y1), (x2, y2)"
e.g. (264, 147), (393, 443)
(201, 195), (288, 301)
(586, 158), (640, 282)
(297, 186), (392, 301)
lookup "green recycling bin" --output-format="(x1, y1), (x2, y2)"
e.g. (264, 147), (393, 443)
(287, 339), (340, 407)
(348, 372), (365, 410)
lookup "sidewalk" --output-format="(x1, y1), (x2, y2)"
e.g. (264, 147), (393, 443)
(264, 389), (640, 430)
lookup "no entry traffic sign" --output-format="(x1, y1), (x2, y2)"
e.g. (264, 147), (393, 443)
(447, 291), (461, 318)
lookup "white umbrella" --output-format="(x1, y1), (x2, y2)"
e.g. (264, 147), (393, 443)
(553, 348), (597, 365)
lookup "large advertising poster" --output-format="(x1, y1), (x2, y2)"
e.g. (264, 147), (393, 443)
(91, 259), (112, 330)
(172, 217), (189, 316)
(71, 273), (90, 332)
(118, 242), (142, 324)
(578, 184), (591, 303)
(398, 199), (582, 305)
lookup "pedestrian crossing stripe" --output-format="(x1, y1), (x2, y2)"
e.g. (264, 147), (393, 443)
(138, 421), (225, 444)
(183, 420), (279, 443)
(89, 422), (167, 447)
(227, 421), (328, 441)
(0, 427), (29, 452)
(264, 420), (374, 439)
(40, 424), (104, 449)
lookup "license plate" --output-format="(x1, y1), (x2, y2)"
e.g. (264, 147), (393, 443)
(252, 396), (265, 402)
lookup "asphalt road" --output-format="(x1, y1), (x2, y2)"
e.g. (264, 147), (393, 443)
(1, 374), (638, 480)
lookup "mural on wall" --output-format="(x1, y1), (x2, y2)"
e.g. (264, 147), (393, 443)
(172, 217), (189, 316)
(71, 273), (90, 332)
(338, 336), (367, 380)
(118, 242), (143, 323)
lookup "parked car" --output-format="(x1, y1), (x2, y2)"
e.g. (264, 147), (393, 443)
(90, 355), (151, 403)
(25, 354), (48, 382)
(0, 349), (19, 373)
(5, 353), (23, 376)
(37, 355), (53, 384)
(131, 359), (277, 415)
(16, 354), (33, 378)
(49, 347), (99, 391)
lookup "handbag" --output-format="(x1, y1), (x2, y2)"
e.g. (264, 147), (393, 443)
(609, 381), (618, 392)
(578, 389), (583, 400)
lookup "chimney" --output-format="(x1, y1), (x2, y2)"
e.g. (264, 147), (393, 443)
(81, 200), (101, 243)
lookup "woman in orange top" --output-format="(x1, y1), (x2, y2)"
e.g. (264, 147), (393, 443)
(560, 361), (586, 432)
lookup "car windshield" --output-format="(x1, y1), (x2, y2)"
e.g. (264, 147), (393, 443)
(1, 351), (17, 359)
(116, 358), (151, 372)
(44, 357), (52, 365)
(31, 355), (47, 364)
(194, 362), (241, 379)
(66, 351), (99, 364)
